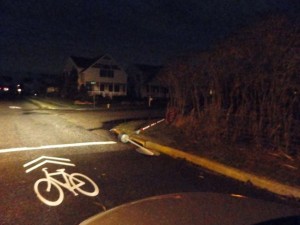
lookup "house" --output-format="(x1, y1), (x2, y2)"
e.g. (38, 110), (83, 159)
(126, 64), (168, 100)
(62, 54), (127, 99)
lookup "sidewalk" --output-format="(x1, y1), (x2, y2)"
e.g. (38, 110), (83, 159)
(27, 97), (114, 111)
(27, 97), (160, 111)
(112, 128), (300, 201)
(27, 97), (75, 110)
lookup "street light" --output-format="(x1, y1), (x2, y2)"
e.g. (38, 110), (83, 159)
(118, 133), (159, 156)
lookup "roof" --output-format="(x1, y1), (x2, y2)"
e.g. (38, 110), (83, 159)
(134, 64), (163, 75)
(133, 64), (163, 83)
(70, 56), (103, 69)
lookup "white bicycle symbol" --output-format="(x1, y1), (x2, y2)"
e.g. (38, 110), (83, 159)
(34, 167), (99, 206)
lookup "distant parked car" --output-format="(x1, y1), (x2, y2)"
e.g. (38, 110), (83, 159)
(0, 86), (10, 92)
(0, 85), (12, 98)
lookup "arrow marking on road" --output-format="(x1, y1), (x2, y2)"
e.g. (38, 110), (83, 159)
(23, 155), (72, 167)
(0, 141), (117, 154)
(24, 156), (75, 173)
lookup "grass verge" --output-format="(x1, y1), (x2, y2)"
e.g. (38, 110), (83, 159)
(115, 119), (300, 188)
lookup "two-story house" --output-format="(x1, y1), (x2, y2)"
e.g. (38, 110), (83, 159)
(127, 64), (168, 100)
(62, 54), (127, 99)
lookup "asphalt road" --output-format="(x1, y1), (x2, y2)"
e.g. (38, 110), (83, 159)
(0, 99), (296, 225)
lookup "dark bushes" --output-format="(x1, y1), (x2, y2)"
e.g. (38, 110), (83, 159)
(161, 15), (299, 158)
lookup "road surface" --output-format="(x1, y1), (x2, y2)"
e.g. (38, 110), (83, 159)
(0, 99), (297, 225)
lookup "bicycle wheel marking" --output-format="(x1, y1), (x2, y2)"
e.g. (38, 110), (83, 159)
(70, 173), (99, 196)
(24, 156), (100, 206)
(34, 178), (64, 206)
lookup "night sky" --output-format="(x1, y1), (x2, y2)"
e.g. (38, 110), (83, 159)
(1, 0), (298, 74)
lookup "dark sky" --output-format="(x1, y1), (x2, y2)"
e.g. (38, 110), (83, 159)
(1, 0), (298, 74)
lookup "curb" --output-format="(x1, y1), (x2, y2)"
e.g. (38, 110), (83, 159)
(27, 98), (58, 109)
(145, 141), (300, 200)
(113, 129), (300, 200)
(27, 98), (75, 110)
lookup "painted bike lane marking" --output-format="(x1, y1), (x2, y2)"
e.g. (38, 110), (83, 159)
(23, 156), (100, 206)
(23, 156), (76, 173)
(0, 141), (116, 154)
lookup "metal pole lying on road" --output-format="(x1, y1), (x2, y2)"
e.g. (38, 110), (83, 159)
(118, 133), (159, 156)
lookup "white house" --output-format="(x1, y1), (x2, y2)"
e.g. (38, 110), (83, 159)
(63, 54), (127, 98)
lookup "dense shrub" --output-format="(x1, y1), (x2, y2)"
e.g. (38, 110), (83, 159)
(161, 15), (299, 158)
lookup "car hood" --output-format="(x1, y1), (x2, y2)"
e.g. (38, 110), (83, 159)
(80, 192), (300, 225)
